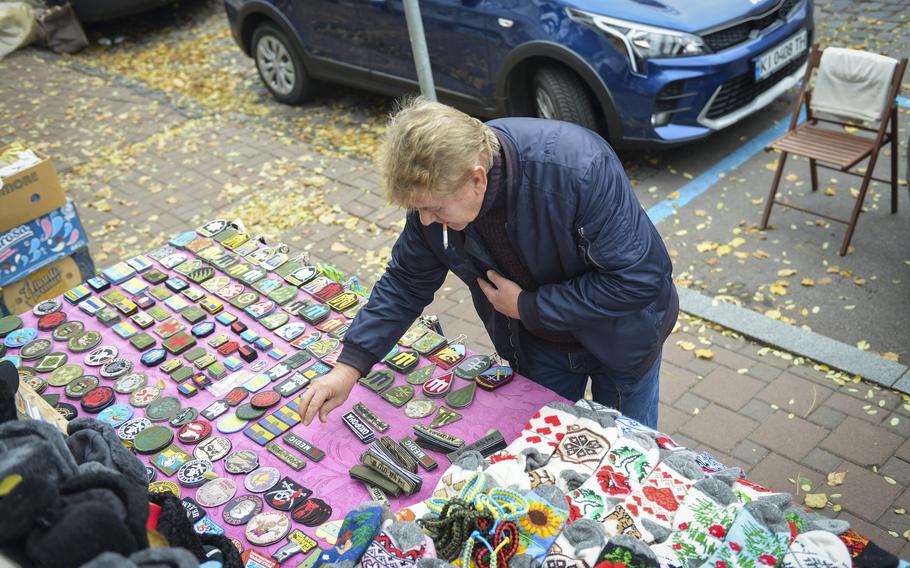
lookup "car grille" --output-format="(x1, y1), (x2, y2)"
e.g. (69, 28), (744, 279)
(705, 50), (807, 119)
(702, 0), (802, 52)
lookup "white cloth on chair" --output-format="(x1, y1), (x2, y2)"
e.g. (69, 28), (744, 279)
(811, 47), (899, 123)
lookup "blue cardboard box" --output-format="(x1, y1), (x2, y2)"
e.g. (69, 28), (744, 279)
(0, 198), (89, 288)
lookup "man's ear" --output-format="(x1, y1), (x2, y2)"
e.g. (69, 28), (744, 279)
(471, 164), (487, 193)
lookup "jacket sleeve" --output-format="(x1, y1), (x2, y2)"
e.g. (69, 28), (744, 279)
(518, 149), (671, 331)
(337, 212), (449, 375)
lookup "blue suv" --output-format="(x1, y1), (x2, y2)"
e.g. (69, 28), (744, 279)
(224, 0), (813, 147)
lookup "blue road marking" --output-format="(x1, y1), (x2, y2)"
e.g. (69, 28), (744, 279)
(647, 109), (808, 225)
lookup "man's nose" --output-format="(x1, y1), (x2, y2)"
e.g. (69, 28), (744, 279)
(418, 210), (436, 226)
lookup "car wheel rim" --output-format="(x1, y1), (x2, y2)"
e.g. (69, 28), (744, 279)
(535, 88), (556, 120)
(256, 35), (296, 96)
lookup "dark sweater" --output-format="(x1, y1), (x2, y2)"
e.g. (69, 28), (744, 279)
(472, 150), (583, 353)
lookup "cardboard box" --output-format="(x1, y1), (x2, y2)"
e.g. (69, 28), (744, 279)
(0, 199), (89, 288)
(0, 144), (66, 233)
(0, 247), (94, 316)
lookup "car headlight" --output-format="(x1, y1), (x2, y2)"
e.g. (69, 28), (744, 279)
(567, 8), (709, 73)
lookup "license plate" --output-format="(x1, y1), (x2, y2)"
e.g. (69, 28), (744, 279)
(755, 29), (807, 81)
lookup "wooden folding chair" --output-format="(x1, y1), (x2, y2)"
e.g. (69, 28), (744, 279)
(760, 44), (907, 256)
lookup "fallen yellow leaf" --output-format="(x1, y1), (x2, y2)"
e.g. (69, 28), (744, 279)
(694, 349), (715, 360)
(825, 187), (837, 196)
(804, 493), (828, 509)
(716, 245), (733, 256)
(765, 309), (782, 320)
(730, 237), (746, 248)
(667, 191), (681, 200)
(677, 341), (696, 351)
(770, 284), (788, 296)
(777, 269), (798, 277)
(801, 278), (815, 287)
(826, 471), (847, 486)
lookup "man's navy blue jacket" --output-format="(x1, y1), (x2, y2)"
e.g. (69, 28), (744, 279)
(338, 118), (678, 379)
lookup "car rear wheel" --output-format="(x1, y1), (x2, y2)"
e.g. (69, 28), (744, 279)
(532, 66), (598, 132)
(252, 22), (316, 105)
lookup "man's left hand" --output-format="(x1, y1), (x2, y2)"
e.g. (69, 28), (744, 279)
(478, 270), (522, 319)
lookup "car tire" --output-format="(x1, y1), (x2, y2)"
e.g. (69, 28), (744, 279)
(251, 22), (316, 105)
(532, 66), (598, 132)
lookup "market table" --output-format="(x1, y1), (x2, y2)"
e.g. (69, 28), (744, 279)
(4, 220), (564, 564)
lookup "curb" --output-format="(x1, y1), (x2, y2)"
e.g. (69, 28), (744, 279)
(678, 287), (910, 394)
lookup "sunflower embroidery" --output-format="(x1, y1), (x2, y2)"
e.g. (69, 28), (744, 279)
(519, 502), (564, 538)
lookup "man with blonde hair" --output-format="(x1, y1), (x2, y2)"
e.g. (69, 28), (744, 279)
(299, 99), (678, 429)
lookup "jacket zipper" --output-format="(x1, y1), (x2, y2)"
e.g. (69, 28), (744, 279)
(577, 227), (606, 270)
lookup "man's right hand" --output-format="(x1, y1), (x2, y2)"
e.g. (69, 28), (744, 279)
(298, 362), (360, 426)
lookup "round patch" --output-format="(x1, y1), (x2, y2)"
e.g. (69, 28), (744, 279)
(23, 375), (47, 395)
(177, 459), (213, 487)
(133, 425), (175, 454)
(53, 320), (84, 341)
(68, 330), (102, 352)
(223, 494), (263, 526)
(47, 363), (84, 387)
(64, 375), (99, 399)
(404, 398), (436, 419)
(97, 403), (134, 427)
(0, 315), (23, 337)
(146, 396), (181, 422)
(37, 312), (67, 331)
(292, 498), (333, 527)
(169, 407), (198, 428)
(235, 403), (266, 421)
(114, 372), (148, 394)
(148, 481), (180, 498)
(19, 338), (52, 361)
(244, 467), (280, 493)
(177, 420), (212, 445)
(117, 417), (152, 441)
(194, 436), (232, 461)
(4, 327), (38, 348)
(250, 390), (280, 409)
(224, 450), (259, 475)
(84, 345), (118, 366)
(54, 402), (78, 421)
(32, 299), (62, 316)
(244, 511), (290, 547)
(80, 386), (116, 413)
(196, 477), (237, 508)
(17, 366), (37, 379)
(129, 385), (161, 407)
(35, 352), (68, 372)
(99, 358), (132, 379)
(216, 413), (248, 434)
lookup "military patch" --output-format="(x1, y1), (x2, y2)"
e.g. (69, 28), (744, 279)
(385, 349), (419, 373)
(359, 370), (394, 394)
(454, 354), (492, 379)
(422, 372), (454, 398)
(428, 343), (466, 370)
(476, 365), (514, 390)
(412, 331), (447, 355)
(381, 385), (415, 408)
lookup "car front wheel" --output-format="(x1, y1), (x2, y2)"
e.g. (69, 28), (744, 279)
(251, 22), (316, 105)
(532, 66), (598, 132)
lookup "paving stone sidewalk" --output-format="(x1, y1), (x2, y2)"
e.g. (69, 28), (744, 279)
(1, 1), (908, 555)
